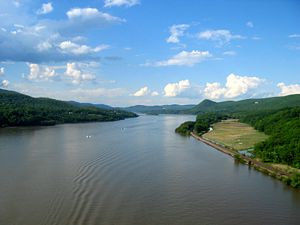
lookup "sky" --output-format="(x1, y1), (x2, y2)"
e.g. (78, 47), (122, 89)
(0, 0), (299, 106)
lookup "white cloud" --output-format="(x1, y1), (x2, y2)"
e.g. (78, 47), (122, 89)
(288, 34), (300, 38)
(67, 8), (123, 22)
(204, 82), (226, 99)
(27, 63), (57, 81)
(26, 62), (99, 84)
(0, 67), (4, 76)
(197, 29), (244, 45)
(59, 41), (109, 55)
(151, 91), (159, 96)
(0, 4), (122, 63)
(104, 0), (139, 7)
(65, 62), (95, 85)
(37, 2), (53, 15)
(133, 86), (149, 97)
(166, 24), (189, 44)
(204, 73), (263, 99)
(1, 79), (9, 87)
(223, 51), (236, 56)
(37, 41), (52, 52)
(277, 82), (300, 96)
(164, 80), (191, 97)
(246, 21), (254, 28)
(152, 50), (211, 67)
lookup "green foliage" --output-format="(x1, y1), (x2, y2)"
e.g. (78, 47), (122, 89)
(240, 107), (300, 168)
(0, 89), (137, 127)
(284, 173), (300, 188)
(185, 94), (300, 115)
(194, 112), (228, 134)
(175, 121), (195, 136)
(175, 112), (228, 135)
(234, 154), (247, 164)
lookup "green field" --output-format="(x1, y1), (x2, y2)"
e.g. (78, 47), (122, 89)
(202, 119), (268, 151)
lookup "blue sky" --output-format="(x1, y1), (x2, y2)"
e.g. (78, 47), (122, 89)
(0, 0), (299, 106)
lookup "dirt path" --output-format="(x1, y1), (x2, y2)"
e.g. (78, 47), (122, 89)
(190, 132), (289, 178)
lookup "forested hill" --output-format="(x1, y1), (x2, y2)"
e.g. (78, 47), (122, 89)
(185, 94), (300, 114)
(0, 89), (137, 127)
(122, 95), (300, 115)
(123, 104), (195, 114)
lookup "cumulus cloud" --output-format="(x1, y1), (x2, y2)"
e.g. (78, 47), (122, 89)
(151, 50), (211, 67)
(197, 29), (244, 45)
(37, 2), (53, 15)
(27, 63), (57, 81)
(59, 41), (109, 55)
(164, 80), (191, 97)
(166, 24), (189, 43)
(104, 0), (139, 7)
(277, 82), (300, 96)
(0, 67), (4, 76)
(246, 21), (254, 28)
(132, 86), (149, 97)
(67, 7), (123, 22)
(26, 62), (97, 84)
(151, 91), (159, 96)
(65, 62), (95, 85)
(204, 73), (263, 99)
(204, 82), (226, 100)
(1, 79), (9, 88)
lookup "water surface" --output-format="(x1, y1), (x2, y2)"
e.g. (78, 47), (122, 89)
(0, 115), (299, 225)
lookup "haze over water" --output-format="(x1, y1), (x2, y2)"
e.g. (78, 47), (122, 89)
(0, 115), (300, 225)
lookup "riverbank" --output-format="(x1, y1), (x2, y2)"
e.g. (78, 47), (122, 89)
(190, 132), (297, 186)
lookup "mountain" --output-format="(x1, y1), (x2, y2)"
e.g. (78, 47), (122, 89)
(123, 104), (196, 114)
(185, 94), (300, 114)
(0, 89), (137, 127)
(67, 101), (113, 110)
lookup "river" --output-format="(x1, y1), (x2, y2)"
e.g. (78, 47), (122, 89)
(0, 115), (299, 225)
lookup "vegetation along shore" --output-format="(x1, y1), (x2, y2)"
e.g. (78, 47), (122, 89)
(0, 89), (137, 127)
(175, 98), (300, 188)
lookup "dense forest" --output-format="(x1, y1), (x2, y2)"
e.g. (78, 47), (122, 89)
(175, 112), (228, 135)
(176, 105), (300, 170)
(0, 89), (137, 127)
(240, 107), (300, 168)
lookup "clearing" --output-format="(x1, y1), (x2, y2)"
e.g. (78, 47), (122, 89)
(202, 119), (268, 151)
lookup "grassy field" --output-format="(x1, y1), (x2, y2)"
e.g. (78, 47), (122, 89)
(202, 119), (268, 151)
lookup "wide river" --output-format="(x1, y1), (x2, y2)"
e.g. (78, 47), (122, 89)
(0, 115), (300, 225)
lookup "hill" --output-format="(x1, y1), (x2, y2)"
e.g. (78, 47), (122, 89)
(67, 101), (113, 110)
(123, 104), (195, 114)
(0, 89), (137, 127)
(185, 94), (300, 114)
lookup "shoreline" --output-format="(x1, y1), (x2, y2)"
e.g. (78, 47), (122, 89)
(190, 132), (291, 182)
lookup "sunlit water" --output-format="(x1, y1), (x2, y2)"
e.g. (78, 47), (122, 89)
(0, 115), (299, 225)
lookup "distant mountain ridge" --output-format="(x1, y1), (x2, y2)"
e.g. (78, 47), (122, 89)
(123, 104), (196, 114)
(67, 101), (113, 110)
(122, 94), (300, 115)
(185, 94), (300, 114)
